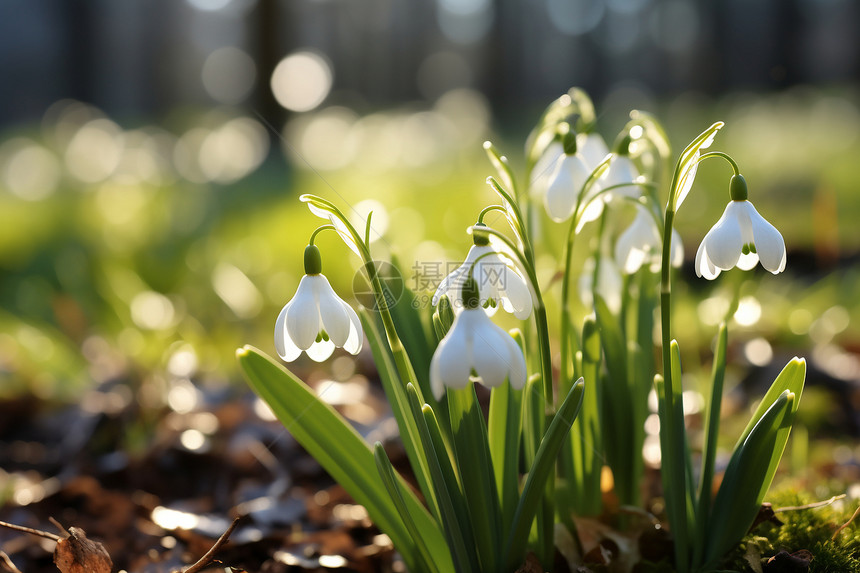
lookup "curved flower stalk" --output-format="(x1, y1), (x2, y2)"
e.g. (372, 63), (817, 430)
(615, 202), (683, 274)
(695, 175), (786, 280)
(430, 278), (527, 400)
(432, 235), (533, 320)
(274, 245), (363, 362)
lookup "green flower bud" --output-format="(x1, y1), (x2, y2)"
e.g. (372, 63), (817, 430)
(304, 244), (322, 275)
(730, 173), (748, 201)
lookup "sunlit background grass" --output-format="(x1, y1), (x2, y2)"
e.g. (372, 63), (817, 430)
(1, 0), (859, 491)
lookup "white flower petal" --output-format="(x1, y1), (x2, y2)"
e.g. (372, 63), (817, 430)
(600, 155), (639, 201)
(470, 318), (511, 389)
(745, 202), (786, 274)
(499, 267), (533, 320)
(702, 202), (745, 270)
(503, 334), (527, 390)
(544, 160), (577, 222)
(275, 301), (302, 362)
(285, 276), (322, 350)
(315, 275), (351, 347)
(342, 301), (363, 355)
(737, 252), (759, 270)
(306, 339), (336, 362)
(695, 242), (721, 280)
(435, 313), (472, 390)
(529, 142), (563, 197)
(577, 132), (609, 171)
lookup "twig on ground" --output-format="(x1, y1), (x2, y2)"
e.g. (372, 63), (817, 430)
(775, 494), (846, 513)
(831, 502), (860, 542)
(0, 551), (23, 573)
(0, 520), (62, 542)
(181, 517), (241, 573)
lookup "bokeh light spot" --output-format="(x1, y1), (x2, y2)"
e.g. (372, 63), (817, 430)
(271, 51), (333, 112)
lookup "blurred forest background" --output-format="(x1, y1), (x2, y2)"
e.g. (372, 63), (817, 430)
(1, 1), (859, 566)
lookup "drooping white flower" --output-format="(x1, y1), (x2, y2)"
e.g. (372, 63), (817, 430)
(432, 239), (532, 320)
(578, 256), (623, 314)
(576, 132), (609, 171)
(544, 152), (590, 222)
(595, 153), (640, 203)
(694, 175), (786, 280)
(529, 140), (564, 199)
(615, 203), (684, 274)
(274, 245), (363, 362)
(430, 279), (527, 400)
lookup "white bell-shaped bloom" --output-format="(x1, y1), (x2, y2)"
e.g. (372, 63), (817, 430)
(596, 154), (640, 202)
(615, 204), (684, 274)
(430, 307), (527, 400)
(432, 244), (533, 319)
(695, 200), (786, 280)
(576, 132), (609, 171)
(274, 274), (363, 362)
(543, 153), (591, 222)
(578, 256), (623, 314)
(529, 141), (564, 198)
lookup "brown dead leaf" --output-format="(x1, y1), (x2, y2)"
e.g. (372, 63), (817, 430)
(53, 527), (113, 573)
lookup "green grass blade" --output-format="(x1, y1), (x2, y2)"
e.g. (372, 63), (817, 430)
(703, 389), (797, 566)
(360, 311), (440, 523)
(374, 444), (441, 573)
(404, 385), (477, 573)
(448, 385), (503, 573)
(237, 346), (452, 573)
(505, 378), (586, 572)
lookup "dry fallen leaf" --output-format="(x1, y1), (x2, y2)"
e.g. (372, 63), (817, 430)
(53, 527), (113, 573)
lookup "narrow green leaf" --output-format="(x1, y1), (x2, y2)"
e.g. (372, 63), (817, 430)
(704, 390), (796, 566)
(448, 385), (503, 573)
(374, 443), (441, 573)
(360, 311), (440, 523)
(737, 357), (806, 447)
(505, 378), (586, 572)
(237, 346), (452, 573)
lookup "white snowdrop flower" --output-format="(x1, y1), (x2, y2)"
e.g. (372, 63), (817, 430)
(596, 153), (640, 203)
(529, 140), (564, 199)
(430, 277), (527, 400)
(432, 233), (532, 320)
(695, 175), (786, 280)
(274, 245), (362, 362)
(576, 131), (609, 171)
(578, 256), (623, 314)
(615, 203), (684, 274)
(544, 151), (591, 223)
